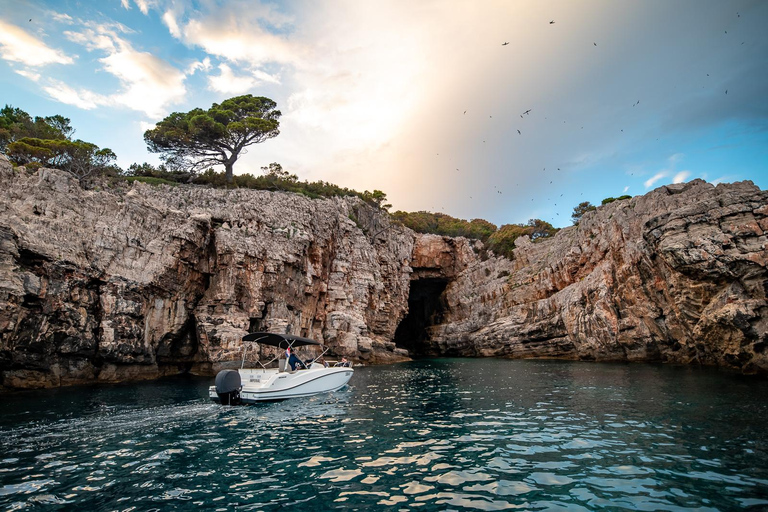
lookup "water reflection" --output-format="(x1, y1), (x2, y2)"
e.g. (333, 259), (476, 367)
(1, 359), (767, 510)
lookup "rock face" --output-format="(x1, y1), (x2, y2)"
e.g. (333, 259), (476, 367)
(0, 158), (413, 388)
(0, 155), (766, 389)
(421, 180), (768, 374)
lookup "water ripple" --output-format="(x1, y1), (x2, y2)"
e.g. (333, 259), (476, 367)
(1, 360), (767, 510)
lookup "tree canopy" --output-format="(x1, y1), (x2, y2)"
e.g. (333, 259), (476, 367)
(7, 138), (116, 181)
(0, 105), (74, 152)
(1, 105), (116, 184)
(571, 201), (597, 224)
(391, 211), (498, 241)
(144, 95), (281, 184)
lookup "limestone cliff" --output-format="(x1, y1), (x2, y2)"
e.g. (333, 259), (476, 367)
(1, 154), (766, 389)
(419, 180), (768, 374)
(0, 157), (413, 388)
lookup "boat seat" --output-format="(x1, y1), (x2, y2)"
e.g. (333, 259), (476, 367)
(278, 358), (287, 373)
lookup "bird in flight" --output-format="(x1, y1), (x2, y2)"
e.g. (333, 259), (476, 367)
(522, 109), (531, 115)
(463, 110), (467, 114)
(549, 20), (555, 24)
(725, 90), (728, 94)
(593, 42), (597, 46)
(517, 129), (521, 135)
(502, 42), (509, 46)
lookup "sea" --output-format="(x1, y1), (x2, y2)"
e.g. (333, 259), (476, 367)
(1, 358), (767, 511)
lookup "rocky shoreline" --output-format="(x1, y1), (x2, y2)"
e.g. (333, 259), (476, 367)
(1, 155), (766, 389)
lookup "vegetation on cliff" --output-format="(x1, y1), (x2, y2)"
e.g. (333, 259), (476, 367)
(392, 210), (558, 258)
(0, 105), (118, 184)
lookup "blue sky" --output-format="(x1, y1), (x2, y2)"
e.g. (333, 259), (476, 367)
(0, 0), (766, 228)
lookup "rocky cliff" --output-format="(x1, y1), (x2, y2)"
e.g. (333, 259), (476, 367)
(1, 155), (766, 389)
(422, 180), (768, 374)
(0, 157), (413, 389)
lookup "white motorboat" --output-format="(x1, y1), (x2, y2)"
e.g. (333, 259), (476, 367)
(210, 332), (354, 405)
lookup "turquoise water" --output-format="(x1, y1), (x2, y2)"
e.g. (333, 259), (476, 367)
(1, 359), (767, 511)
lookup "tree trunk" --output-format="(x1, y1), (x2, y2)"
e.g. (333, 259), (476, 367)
(225, 161), (234, 185)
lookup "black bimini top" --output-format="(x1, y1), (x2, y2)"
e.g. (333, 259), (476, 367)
(242, 332), (322, 348)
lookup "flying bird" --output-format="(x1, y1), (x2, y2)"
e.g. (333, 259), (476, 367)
(549, 20), (555, 24)
(463, 110), (467, 114)
(725, 89), (728, 94)
(502, 42), (509, 46)
(522, 109), (531, 115)
(517, 130), (521, 135)
(593, 42), (597, 46)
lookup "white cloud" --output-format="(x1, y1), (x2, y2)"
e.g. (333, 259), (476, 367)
(644, 153), (686, 188)
(0, 20), (74, 66)
(49, 12), (75, 25)
(139, 121), (156, 133)
(15, 68), (41, 82)
(672, 170), (691, 184)
(186, 56), (212, 74)
(135, 0), (152, 15)
(64, 22), (186, 117)
(208, 63), (279, 94)
(181, 3), (299, 66)
(101, 49), (186, 117)
(644, 172), (667, 189)
(162, 10), (181, 38)
(43, 81), (110, 110)
(623, 185), (629, 193)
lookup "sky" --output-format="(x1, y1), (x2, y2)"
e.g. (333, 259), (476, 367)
(0, 0), (766, 228)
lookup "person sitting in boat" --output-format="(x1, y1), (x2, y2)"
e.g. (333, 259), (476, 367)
(285, 347), (305, 371)
(337, 357), (351, 367)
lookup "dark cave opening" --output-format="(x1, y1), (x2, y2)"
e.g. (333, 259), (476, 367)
(393, 278), (448, 355)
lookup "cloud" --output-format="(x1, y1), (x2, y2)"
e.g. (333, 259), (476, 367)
(180, 2), (299, 66)
(134, 0), (153, 15)
(49, 12), (75, 25)
(0, 20), (74, 66)
(43, 81), (110, 110)
(644, 153), (685, 188)
(208, 63), (279, 94)
(64, 22), (186, 117)
(623, 185), (629, 193)
(644, 172), (667, 188)
(672, 170), (690, 184)
(102, 50), (186, 117)
(14, 68), (41, 82)
(186, 56), (211, 74)
(162, 10), (181, 38)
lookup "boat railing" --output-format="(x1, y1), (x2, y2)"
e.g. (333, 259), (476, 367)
(240, 336), (332, 371)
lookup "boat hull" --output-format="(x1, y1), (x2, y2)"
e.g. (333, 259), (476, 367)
(209, 366), (353, 404)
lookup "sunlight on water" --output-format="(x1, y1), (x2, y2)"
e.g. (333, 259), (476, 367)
(1, 359), (767, 510)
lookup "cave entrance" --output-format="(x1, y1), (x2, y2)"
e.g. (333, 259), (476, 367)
(393, 278), (448, 355)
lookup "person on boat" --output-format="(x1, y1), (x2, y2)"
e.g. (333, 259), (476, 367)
(337, 357), (350, 367)
(285, 346), (305, 371)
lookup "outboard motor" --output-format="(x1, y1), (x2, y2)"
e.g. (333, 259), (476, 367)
(215, 369), (242, 405)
